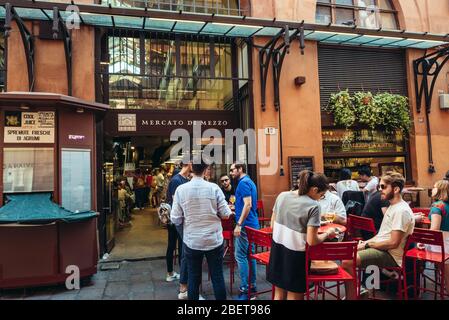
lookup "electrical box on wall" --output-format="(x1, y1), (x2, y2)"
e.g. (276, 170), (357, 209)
(440, 94), (449, 109)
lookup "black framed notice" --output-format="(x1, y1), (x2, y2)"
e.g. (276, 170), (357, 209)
(289, 157), (315, 190)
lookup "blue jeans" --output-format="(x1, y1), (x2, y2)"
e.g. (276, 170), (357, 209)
(175, 224), (188, 285)
(166, 224), (181, 273)
(135, 188), (146, 208)
(184, 243), (227, 300)
(234, 229), (257, 292)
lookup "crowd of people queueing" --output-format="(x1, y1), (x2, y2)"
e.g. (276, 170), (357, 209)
(115, 167), (169, 227)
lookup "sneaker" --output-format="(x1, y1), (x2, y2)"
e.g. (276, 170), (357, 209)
(178, 290), (188, 300)
(177, 291), (205, 300)
(359, 286), (369, 296)
(235, 289), (257, 301)
(166, 272), (180, 282)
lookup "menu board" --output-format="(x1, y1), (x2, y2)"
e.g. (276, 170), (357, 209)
(4, 111), (55, 143)
(289, 157), (315, 190)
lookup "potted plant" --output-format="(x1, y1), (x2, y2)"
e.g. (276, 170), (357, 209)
(325, 89), (356, 129)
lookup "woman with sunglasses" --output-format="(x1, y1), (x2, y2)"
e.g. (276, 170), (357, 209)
(267, 170), (338, 300)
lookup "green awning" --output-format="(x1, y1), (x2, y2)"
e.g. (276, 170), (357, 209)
(0, 2), (448, 49)
(0, 193), (98, 225)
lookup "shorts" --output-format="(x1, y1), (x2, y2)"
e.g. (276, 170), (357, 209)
(358, 248), (398, 269)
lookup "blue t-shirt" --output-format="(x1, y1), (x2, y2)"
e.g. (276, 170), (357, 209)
(429, 201), (449, 232)
(166, 174), (189, 206)
(235, 175), (259, 229)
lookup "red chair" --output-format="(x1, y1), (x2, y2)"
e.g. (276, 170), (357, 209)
(222, 217), (236, 294)
(362, 240), (410, 300)
(346, 214), (377, 242)
(257, 200), (271, 228)
(305, 241), (359, 300)
(245, 226), (274, 300)
(404, 228), (449, 300)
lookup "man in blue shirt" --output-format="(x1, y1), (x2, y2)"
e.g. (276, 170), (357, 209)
(230, 162), (259, 300)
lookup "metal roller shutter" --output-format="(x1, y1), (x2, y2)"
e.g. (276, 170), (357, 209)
(318, 45), (408, 109)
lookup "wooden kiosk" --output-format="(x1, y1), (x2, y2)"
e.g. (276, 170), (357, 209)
(0, 92), (108, 289)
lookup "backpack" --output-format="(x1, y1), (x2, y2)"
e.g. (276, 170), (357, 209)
(158, 203), (172, 226)
(345, 200), (364, 216)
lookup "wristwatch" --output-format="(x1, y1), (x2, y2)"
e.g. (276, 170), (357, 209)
(365, 242), (371, 250)
(236, 222), (242, 227)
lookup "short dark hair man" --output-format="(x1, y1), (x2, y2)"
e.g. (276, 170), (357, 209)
(358, 165), (379, 203)
(171, 157), (232, 300)
(166, 160), (192, 299)
(229, 162), (259, 300)
(219, 173), (235, 203)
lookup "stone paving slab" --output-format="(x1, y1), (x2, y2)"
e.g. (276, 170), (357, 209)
(0, 258), (443, 300)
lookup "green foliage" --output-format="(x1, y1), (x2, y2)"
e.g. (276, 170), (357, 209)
(326, 90), (412, 135)
(374, 93), (412, 135)
(325, 90), (356, 128)
(353, 92), (381, 130)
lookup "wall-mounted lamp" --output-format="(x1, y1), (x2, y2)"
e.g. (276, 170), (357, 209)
(76, 107), (84, 113)
(20, 104), (30, 110)
(294, 76), (306, 87)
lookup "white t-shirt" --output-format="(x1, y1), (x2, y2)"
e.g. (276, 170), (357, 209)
(372, 200), (415, 267)
(319, 191), (347, 220)
(364, 176), (379, 202)
(336, 180), (360, 199)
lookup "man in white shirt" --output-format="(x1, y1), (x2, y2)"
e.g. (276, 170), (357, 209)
(171, 157), (232, 300)
(358, 166), (379, 203)
(342, 172), (415, 300)
(319, 190), (347, 226)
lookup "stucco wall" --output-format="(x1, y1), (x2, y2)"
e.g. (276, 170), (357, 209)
(250, 0), (449, 209)
(253, 39), (324, 211)
(6, 0), (95, 102)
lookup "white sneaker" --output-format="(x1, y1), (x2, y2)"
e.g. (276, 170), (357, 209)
(178, 291), (188, 300)
(177, 291), (206, 300)
(166, 272), (180, 282)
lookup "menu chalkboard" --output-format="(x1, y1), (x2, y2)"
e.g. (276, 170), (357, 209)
(289, 157), (315, 190)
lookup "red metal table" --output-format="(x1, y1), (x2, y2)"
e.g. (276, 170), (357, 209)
(318, 223), (347, 234)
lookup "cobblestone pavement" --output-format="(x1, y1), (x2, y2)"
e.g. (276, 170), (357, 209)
(0, 258), (442, 300)
(0, 258), (273, 300)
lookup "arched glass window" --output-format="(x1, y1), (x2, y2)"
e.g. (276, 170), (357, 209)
(103, 0), (244, 16)
(316, 0), (399, 29)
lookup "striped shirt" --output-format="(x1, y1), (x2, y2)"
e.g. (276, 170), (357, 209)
(171, 177), (232, 251)
(272, 191), (321, 252)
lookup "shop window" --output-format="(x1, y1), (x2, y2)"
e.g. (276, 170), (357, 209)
(101, 0), (245, 16)
(3, 148), (54, 193)
(61, 149), (92, 212)
(322, 128), (409, 182)
(102, 30), (244, 111)
(316, 0), (399, 29)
